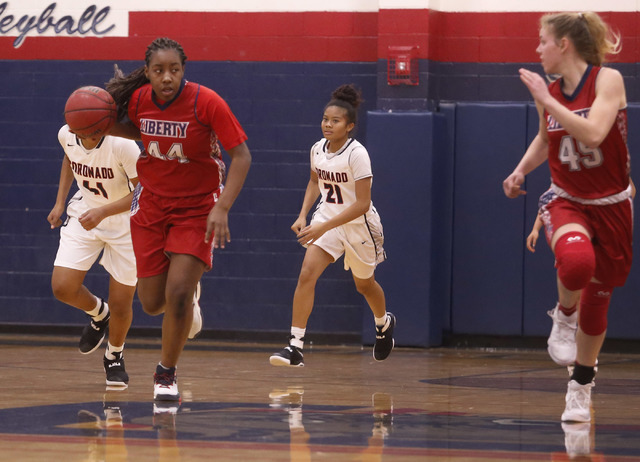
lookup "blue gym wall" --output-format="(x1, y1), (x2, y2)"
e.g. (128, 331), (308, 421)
(2, 58), (640, 348)
(0, 60), (379, 344)
(2, 4), (640, 349)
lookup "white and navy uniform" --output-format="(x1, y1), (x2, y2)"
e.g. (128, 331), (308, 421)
(309, 138), (385, 279)
(53, 125), (140, 286)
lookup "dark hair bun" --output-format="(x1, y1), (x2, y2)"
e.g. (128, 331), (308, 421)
(331, 84), (363, 109)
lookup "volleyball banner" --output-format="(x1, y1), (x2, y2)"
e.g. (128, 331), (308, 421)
(0, 1), (637, 62)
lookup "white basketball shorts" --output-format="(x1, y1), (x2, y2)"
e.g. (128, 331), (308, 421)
(311, 212), (386, 279)
(54, 199), (137, 287)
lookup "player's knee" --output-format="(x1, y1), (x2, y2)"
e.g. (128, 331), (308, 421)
(51, 279), (76, 303)
(554, 232), (595, 291)
(353, 277), (374, 296)
(139, 294), (165, 316)
(297, 266), (320, 287)
(579, 282), (613, 336)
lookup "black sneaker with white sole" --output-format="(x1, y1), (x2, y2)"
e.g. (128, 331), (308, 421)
(104, 352), (129, 387)
(79, 300), (110, 354)
(270, 344), (304, 367)
(373, 312), (396, 361)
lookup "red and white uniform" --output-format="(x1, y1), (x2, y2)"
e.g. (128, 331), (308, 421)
(129, 80), (247, 198)
(54, 125), (140, 286)
(128, 80), (247, 277)
(541, 66), (633, 286)
(309, 138), (385, 279)
(546, 66), (631, 201)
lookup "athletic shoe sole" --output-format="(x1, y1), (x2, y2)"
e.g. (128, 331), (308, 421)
(269, 355), (304, 367)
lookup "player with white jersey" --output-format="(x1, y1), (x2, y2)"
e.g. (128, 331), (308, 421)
(48, 123), (140, 388)
(270, 84), (395, 368)
(309, 137), (385, 271)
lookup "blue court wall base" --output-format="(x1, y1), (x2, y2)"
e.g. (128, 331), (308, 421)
(362, 111), (448, 347)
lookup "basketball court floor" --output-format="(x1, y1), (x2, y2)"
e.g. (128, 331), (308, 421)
(1, 333), (639, 461)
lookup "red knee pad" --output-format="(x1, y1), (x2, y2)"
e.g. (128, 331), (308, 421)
(554, 232), (595, 291)
(579, 282), (613, 336)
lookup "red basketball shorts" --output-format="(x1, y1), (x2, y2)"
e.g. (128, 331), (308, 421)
(541, 196), (633, 287)
(130, 186), (219, 278)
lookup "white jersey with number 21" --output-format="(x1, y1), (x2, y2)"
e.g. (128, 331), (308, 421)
(310, 138), (376, 224)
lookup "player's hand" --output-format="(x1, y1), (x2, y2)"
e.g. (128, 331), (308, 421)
(519, 68), (551, 105)
(526, 229), (539, 253)
(503, 171), (526, 198)
(47, 206), (65, 229)
(296, 223), (327, 246)
(78, 208), (105, 231)
(291, 216), (307, 235)
(205, 205), (230, 249)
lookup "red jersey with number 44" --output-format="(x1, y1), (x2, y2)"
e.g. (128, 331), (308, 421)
(128, 80), (247, 197)
(545, 65), (630, 200)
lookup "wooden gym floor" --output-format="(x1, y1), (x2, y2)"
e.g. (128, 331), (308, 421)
(1, 333), (639, 461)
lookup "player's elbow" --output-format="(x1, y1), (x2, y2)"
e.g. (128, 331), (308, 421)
(582, 125), (611, 148)
(583, 135), (606, 149)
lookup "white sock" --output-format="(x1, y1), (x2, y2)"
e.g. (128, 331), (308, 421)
(105, 342), (124, 360)
(87, 297), (108, 321)
(374, 314), (388, 327)
(290, 326), (306, 350)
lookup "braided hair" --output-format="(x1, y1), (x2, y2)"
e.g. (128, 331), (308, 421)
(105, 37), (188, 121)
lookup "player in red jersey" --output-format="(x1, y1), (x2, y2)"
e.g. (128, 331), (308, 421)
(106, 37), (252, 403)
(503, 13), (632, 425)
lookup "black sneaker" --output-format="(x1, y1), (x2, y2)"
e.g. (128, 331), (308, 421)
(104, 352), (129, 387)
(373, 313), (396, 361)
(79, 300), (110, 354)
(270, 344), (304, 367)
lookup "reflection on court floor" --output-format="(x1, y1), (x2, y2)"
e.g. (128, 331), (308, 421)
(1, 335), (640, 461)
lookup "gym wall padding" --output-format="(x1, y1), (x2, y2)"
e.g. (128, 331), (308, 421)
(605, 104), (640, 340)
(522, 103), (558, 336)
(446, 102), (640, 341)
(450, 103), (530, 335)
(364, 111), (448, 347)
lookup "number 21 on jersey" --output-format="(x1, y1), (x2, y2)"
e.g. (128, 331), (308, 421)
(323, 183), (344, 204)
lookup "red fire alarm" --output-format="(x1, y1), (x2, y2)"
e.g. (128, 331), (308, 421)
(387, 46), (419, 86)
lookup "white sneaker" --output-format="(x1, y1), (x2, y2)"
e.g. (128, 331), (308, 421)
(154, 364), (180, 401)
(561, 380), (594, 422)
(188, 281), (202, 339)
(561, 422), (591, 457)
(547, 305), (577, 366)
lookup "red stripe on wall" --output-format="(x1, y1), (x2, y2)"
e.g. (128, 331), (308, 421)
(0, 12), (378, 62)
(427, 10), (639, 63)
(0, 10), (638, 63)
